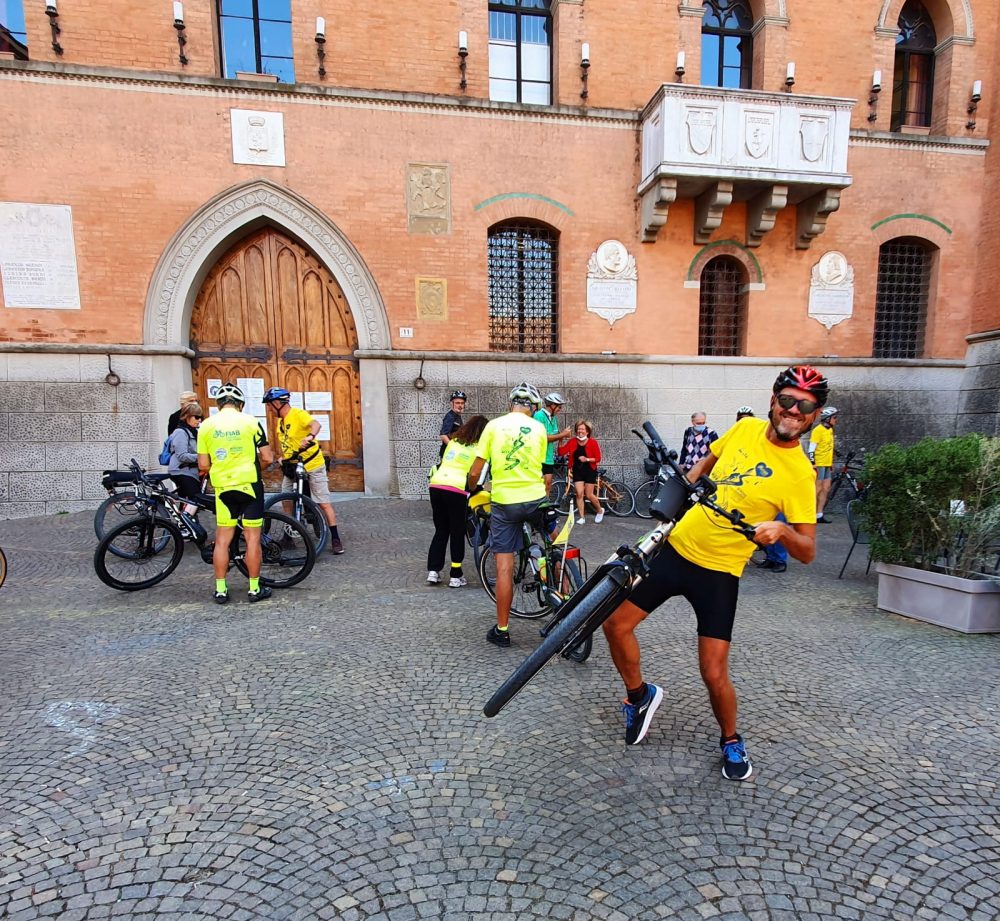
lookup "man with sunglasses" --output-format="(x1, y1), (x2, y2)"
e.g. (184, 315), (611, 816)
(601, 365), (827, 781)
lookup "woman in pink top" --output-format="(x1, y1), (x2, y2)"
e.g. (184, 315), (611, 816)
(558, 420), (603, 524)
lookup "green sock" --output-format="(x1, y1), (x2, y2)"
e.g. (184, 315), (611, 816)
(249, 577), (260, 592)
(498, 625), (509, 632)
(216, 579), (227, 594)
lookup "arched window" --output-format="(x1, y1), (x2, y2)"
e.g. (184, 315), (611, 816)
(488, 220), (559, 353)
(698, 256), (747, 356)
(701, 0), (753, 89)
(219, 0), (295, 83)
(489, 0), (553, 105)
(0, 0), (28, 60)
(873, 238), (932, 358)
(891, 0), (937, 130)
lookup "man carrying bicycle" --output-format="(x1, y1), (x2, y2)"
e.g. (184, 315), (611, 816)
(466, 382), (548, 648)
(601, 365), (827, 780)
(261, 387), (345, 555)
(197, 383), (275, 604)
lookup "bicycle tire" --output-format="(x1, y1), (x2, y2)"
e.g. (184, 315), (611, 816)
(602, 479), (635, 517)
(827, 473), (844, 503)
(478, 546), (548, 618)
(94, 491), (149, 540)
(550, 559), (591, 663)
(466, 513), (490, 570)
(633, 480), (657, 519)
(0, 546), (6, 589)
(94, 516), (184, 591)
(263, 492), (329, 554)
(547, 479), (572, 517)
(235, 510), (316, 589)
(484, 571), (625, 717)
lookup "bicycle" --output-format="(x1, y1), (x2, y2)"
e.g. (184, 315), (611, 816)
(94, 461), (315, 592)
(827, 448), (866, 505)
(548, 464), (635, 518)
(633, 476), (658, 519)
(263, 451), (331, 554)
(465, 490), (492, 570)
(477, 500), (591, 662)
(483, 422), (756, 717)
(95, 467), (177, 539)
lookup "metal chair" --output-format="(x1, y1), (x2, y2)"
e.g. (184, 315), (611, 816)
(838, 498), (872, 579)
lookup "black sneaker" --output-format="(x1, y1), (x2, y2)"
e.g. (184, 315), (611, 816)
(759, 560), (787, 572)
(622, 683), (663, 745)
(486, 625), (511, 648)
(213, 590), (229, 605)
(248, 585), (272, 603)
(721, 734), (753, 780)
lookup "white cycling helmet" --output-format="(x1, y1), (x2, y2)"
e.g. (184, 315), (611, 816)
(544, 392), (567, 406)
(820, 406), (839, 420)
(509, 382), (542, 408)
(737, 405), (754, 415)
(214, 383), (246, 407)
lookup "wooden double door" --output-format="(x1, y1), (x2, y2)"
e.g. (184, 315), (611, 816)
(190, 228), (364, 491)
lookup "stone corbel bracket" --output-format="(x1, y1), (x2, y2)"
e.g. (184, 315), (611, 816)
(746, 184), (789, 247)
(796, 189), (842, 250)
(694, 181), (734, 245)
(639, 177), (678, 242)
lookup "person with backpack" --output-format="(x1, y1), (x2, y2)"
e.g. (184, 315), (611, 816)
(166, 401), (205, 500)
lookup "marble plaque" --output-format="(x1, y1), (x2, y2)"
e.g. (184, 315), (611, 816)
(407, 163), (451, 235)
(808, 251), (854, 329)
(416, 277), (448, 320)
(230, 109), (286, 167)
(0, 203), (81, 309)
(586, 240), (637, 326)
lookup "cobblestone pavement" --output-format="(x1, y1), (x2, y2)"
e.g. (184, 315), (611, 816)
(0, 500), (998, 921)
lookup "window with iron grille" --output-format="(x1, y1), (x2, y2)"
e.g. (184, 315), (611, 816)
(891, 0), (936, 130)
(873, 238), (932, 358)
(488, 220), (558, 353)
(698, 256), (747, 356)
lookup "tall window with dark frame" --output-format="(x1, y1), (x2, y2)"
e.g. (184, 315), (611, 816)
(0, 0), (28, 60)
(488, 0), (552, 105)
(219, 0), (295, 84)
(488, 221), (559, 353)
(701, 0), (753, 89)
(891, 0), (936, 130)
(698, 256), (747, 357)
(872, 238), (932, 359)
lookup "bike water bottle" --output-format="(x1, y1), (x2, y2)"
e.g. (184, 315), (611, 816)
(528, 543), (543, 574)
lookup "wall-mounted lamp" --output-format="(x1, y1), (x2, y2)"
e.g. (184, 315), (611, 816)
(967, 79), (983, 129)
(172, 2), (188, 66)
(675, 51), (685, 83)
(458, 30), (468, 90)
(45, 0), (63, 56)
(316, 17), (326, 78)
(784, 61), (795, 90)
(867, 69), (882, 122)
(580, 42), (590, 100)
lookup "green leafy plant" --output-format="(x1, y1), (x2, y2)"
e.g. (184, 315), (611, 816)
(861, 434), (1000, 579)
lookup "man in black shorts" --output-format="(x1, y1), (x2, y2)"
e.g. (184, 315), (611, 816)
(601, 366), (828, 780)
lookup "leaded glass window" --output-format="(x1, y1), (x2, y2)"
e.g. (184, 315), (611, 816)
(891, 0), (936, 130)
(701, 0), (753, 89)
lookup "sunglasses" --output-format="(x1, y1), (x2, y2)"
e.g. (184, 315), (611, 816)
(190, 415), (204, 420)
(775, 394), (819, 414)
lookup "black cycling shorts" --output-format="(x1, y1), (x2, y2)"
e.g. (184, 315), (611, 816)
(628, 542), (740, 642)
(216, 481), (264, 527)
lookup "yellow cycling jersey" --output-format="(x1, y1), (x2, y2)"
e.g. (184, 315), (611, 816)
(278, 407), (325, 473)
(669, 418), (816, 577)
(196, 407), (266, 490)
(476, 411), (547, 505)
(430, 440), (480, 492)
(809, 424), (835, 467)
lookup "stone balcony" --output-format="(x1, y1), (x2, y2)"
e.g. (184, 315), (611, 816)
(638, 84), (855, 248)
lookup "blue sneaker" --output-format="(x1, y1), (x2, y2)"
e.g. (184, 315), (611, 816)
(621, 683), (663, 745)
(720, 734), (753, 780)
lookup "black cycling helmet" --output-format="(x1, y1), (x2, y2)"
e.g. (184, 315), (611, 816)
(262, 386), (291, 404)
(450, 390), (467, 401)
(772, 365), (829, 407)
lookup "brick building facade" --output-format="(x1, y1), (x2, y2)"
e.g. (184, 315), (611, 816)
(1, 0), (998, 516)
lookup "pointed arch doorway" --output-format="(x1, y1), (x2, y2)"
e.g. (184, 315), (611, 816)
(190, 226), (364, 491)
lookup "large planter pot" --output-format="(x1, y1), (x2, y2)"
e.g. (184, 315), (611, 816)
(876, 563), (1000, 634)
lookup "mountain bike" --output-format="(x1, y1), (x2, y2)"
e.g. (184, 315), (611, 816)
(94, 462), (315, 592)
(477, 501), (591, 662)
(483, 423), (756, 717)
(95, 468), (177, 539)
(548, 464), (634, 518)
(633, 477), (658, 519)
(263, 451), (330, 554)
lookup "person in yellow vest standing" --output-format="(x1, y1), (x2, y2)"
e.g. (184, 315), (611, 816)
(197, 383), (274, 604)
(426, 415), (489, 587)
(808, 406), (838, 523)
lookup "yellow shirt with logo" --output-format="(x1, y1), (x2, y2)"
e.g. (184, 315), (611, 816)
(196, 408), (266, 490)
(809, 423), (834, 467)
(669, 418), (816, 577)
(278, 407), (325, 473)
(476, 411), (547, 505)
(430, 440), (480, 493)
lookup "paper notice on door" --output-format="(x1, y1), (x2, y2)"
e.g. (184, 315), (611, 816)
(237, 377), (266, 416)
(206, 379), (222, 400)
(289, 391), (304, 410)
(305, 391), (332, 412)
(313, 414), (331, 442)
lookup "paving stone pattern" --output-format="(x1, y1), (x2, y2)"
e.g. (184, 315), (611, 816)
(0, 502), (998, 920)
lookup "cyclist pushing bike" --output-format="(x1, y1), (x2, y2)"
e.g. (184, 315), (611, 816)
(197, 383), (275, 604)
(602, 365), (829, 780)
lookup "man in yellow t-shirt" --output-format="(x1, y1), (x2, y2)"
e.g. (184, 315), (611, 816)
(808, 406), (838, 523)
(601, 365), (828, 783)
(261, 387), (345, 554)
(197, 383), (274, 604)
(466, 382), (547, 648)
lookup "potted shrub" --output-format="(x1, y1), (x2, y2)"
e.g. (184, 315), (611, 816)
(861, 434), (1000, 633)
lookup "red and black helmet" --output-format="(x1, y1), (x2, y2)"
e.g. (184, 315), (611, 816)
(772, 365), (829, 406)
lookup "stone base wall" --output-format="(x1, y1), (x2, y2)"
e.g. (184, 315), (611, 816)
(957, 333), (1000, 436)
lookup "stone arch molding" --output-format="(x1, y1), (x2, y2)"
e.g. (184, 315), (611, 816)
(144, 179), (390, 350)
(877, 0), (973, 39)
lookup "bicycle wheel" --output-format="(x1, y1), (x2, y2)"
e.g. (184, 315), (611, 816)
(0, 546), (6, 589)
(548, 479), (572, 517)
(547, 555), (591, 663)
(264, 492), (329, 554)
(601, 479), (635, 517)
(236, 510), (316, 588)
(827, 473), (844, 503)
(633, 480), (657, 519)
(484, 571), (627, 717)
(94, 491), (149, 539)
(478, 546), (547, 618)
(466, 513), (490, 570)
(94, 516), (184, 591)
